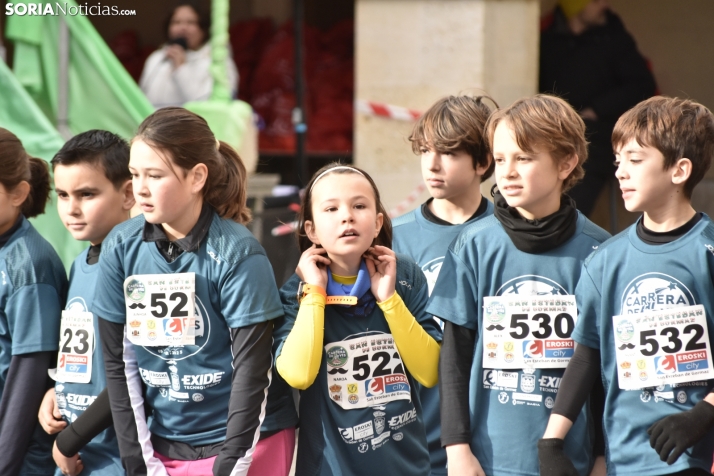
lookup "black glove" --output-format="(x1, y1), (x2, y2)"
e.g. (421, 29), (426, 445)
(538, 438), (579, 476)
(647, 399), (714, 465)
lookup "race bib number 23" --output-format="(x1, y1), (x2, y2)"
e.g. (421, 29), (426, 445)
(54, 310), (94, 383)
(482, 295), (577, 369)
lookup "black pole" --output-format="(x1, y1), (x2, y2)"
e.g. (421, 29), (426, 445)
(293, 0), (307, 187)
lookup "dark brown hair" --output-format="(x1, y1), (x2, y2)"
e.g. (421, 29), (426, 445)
(51, 130), (131, 189)
(612, 96), (714, 198)
(135, 107), (251, 224)
(409, 95), (497, 181)
(296, 163), (392, 252)
(485, 94), (587, 193)
(0, 128), (51, 218)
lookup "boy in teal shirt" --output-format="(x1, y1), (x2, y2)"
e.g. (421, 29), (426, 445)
(392, 95), (496, 475)
(38, 130), (134, 476)
(541, 96), (714, 475)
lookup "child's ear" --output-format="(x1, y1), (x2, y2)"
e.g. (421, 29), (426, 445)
(374, 212), (384, 238)
(671, 158), (693, 186)
(190, 163), (209, 194)
(557, 154), (578, 182)
(120, 179), (135, 211)
(475, 155), (492, 177)
(10, 181), (30, 208)
(305, 220), (320, 245)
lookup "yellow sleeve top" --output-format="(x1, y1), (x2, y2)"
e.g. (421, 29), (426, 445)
(276, 274), (440, 390)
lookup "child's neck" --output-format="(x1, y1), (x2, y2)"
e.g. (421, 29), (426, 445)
(430, 190), (483, 225)
(162, 200), (203, 241)
(327, 253), (362, 277)
(643, 199), (697, 233)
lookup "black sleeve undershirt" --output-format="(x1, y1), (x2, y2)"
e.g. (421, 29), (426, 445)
(0, 352), (54, 476)
(213, 321), (274, 476)
(56, 387), (113, 457)
(439, 321), (476, 446)
(99, 318), (148, 475)
(552, 344), (601, 422)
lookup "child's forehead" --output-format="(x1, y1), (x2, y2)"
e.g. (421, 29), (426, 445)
(53, 161), (111, 184)
(311, 173), (375, 199)
(129, 139), (174, 168)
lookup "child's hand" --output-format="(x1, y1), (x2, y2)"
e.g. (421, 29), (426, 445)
(38, 388), (66, 435)
(364, 246), (396, 302)
(53, 440), (84, 476)
(446, 444), (486, 476)
(296, 245), (330, 289)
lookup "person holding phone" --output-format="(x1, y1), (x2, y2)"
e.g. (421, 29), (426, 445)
(139, 2), (239, 108)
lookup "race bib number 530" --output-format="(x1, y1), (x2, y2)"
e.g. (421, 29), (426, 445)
(482, 296), (577, 369)
(325, 333), (411, 410)
(124, 273), (196, 347)
(613, 304), (714, 389)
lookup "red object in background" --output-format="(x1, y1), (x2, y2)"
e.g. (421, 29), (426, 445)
(249, 20), (354, 153)
(109, 29), (153, 82)
(230, 18), (275, 102)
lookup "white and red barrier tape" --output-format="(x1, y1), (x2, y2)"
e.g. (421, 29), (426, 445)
(356, 99), (422, 122)
(388, 182), (426, 217)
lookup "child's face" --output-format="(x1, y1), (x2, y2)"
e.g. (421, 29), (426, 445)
(493, 120), (573, 220)
(420, 145), (485, 202)
(54, 163), (133, 245)
(615, 138), (676, 213)
(305, 173), (383, 261)
(129, 140), (202, 234)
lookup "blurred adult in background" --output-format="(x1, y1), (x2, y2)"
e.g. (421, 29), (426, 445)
(140, 3), (239, 108)
(540, 0), (656, 217)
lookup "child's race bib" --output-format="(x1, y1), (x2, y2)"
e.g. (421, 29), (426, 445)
(54, 310), (94, 383)
(325, 333), (411, 410)
(482, 295), (578, 369)
(613, 304), (714, 390)
(123, 273), (196, 347)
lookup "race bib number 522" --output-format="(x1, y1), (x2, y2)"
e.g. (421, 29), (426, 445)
(123, 273), (196, 347)
(482, 295), (577, 369)
(325, 333), (411, 410)
(613, 304), (714, 389)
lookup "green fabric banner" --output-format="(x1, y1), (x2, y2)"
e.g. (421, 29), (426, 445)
(0, 59), (84, 268)
(4, 0), (155, 267)
(5, 0), (154, 139)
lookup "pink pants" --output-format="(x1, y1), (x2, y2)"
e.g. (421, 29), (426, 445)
(155, 427), (296, 476)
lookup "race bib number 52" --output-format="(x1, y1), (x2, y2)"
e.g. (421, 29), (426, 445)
(124, 273), (196, 347)
(482, 296), (577, 369)
(613, 304), (714, 389)
(325, 333), (411, 410)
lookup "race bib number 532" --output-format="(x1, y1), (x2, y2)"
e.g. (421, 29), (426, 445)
(482, 296), (577, 369)
(613, 304), (714, 389)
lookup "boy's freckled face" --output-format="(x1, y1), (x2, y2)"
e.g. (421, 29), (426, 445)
(54, 163), (131, 245)
(615, 139), (672, 213)
(420, 146), (480, 201)
(492, 121), (563, 219)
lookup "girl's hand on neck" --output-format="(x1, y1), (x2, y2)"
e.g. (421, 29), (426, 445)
(364, 245), (397, 302)
(296, 245), (331, 288)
